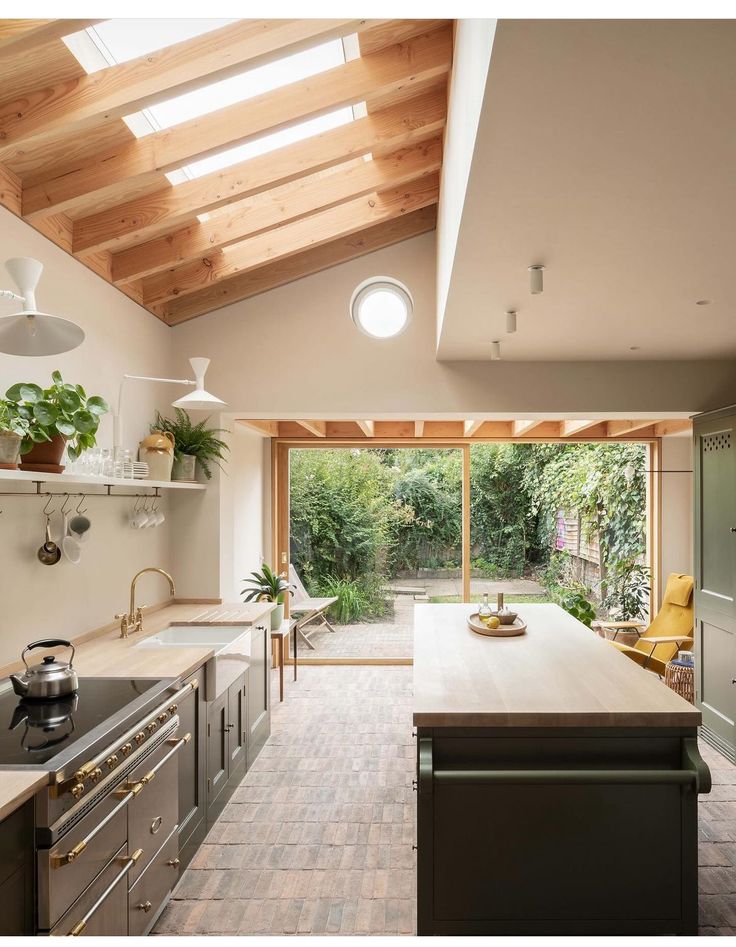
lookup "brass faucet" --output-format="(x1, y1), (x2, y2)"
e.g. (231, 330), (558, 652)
(116, 568), (176, 638)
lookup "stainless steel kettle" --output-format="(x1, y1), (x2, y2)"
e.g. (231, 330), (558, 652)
(10, 639), (79, 699)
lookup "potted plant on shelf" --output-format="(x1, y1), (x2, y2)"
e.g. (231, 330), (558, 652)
(5, 371), (109, 473)
(151, 408), (228, 482)
(241, 564), (294, 630)
(0, 399), (30, 469)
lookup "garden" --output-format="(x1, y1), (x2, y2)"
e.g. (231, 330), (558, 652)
(289, 442), (649, 627)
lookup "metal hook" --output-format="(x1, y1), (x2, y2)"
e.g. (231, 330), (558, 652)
(42, 495), (55, 517)
(76, 494), (87, 515)
(60, 493), (71, 516)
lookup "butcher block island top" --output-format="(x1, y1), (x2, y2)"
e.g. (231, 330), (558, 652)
(413, 603), (700, 728)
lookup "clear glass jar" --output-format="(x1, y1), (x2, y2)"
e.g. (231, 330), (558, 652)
(479, 593), (492, 619)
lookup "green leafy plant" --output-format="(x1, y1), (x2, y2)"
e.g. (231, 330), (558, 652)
(601, 558), (650, 621)
(552, 582), (597, 627)
(5, 371), (108, 460)
(241, 563), (294, 605)
(0, 399), (31, 439)
(152, 408), (229, 480)
(317, 573), (389, 624)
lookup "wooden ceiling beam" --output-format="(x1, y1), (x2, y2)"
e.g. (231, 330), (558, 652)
(22, 27), (452, 220)
(606, 419), (658, 437)
(0, 19), (100, 55)
(0, 20), (380, 156)
(295, 420), (327, 437)
(464, 420), (484, 437)
(144, 172), (439, 306)
(160, 204), (437, 325)
(111, 136), (442, 283)
(414, 421), (425, 437)
(73, 89), (446, 255)
(237, 420), (279, 436)
(561, 419), (603, 437)
(653, 420), (692, 437)
(512, 420), (547, 436)
(356, 420), (375, 437)
(358, 19), (450, 56)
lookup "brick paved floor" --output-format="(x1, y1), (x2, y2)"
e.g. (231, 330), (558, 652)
(154, 665), (736, 936)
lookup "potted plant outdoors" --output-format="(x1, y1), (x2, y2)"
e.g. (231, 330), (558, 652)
(6, 371), (109, 473)
(0, 399), (31, 469)
(241, 564), (294, 630)
(151, 408), (228, 482)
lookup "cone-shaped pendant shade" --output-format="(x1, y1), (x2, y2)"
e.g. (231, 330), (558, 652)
(171, 357), (227, 410)
(0, 257), (85, 355)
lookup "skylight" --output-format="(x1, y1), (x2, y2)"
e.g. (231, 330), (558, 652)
(65, 20), (362, 185)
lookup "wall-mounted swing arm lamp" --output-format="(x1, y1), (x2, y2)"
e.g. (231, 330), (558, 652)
(113, 357), (227, 449)
(0, 258), (85, 356)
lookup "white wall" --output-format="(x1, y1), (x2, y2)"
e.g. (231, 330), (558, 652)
(0, 207), (179, 665)
(436, 19), (497, 336)
(171, 233), (736, 416)
(660, 434), (694, 600)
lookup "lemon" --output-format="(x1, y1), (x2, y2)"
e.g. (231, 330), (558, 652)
(486, 616), (500, 630)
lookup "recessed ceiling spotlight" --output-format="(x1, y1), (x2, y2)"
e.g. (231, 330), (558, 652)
(528, 264), (545, 295)
(695, 299), (712, 306)
(506, 310), (517, 334)
(491, 340), (502, 360)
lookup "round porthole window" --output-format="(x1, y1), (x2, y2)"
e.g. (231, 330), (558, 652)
(350, 277), (413, 339)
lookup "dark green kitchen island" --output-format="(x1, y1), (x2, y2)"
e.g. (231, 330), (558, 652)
(413, 603), (710, 936)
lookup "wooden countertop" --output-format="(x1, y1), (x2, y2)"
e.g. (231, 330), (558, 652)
(0, 771), (48, 822)
(0, 600), (275, 820)
(413, 603), (701, 728)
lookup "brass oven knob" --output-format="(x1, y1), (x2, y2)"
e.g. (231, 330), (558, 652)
(120, 742), (132, 756)
(89, 767), (103, 783)
(167, 857), (180, 868)
(168, 704), (178, 715)
(137, 900), (153, 913)
(134, 731), (146, 745)
(146, 722), (158, 735)
(106, 755), (119, 770)
(70, 783), (85, 799)
(157, 712), (168, 724)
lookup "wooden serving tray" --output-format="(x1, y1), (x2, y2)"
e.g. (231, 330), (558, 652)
(468, 612), (527, 637)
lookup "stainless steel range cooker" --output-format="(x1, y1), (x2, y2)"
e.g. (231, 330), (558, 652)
(0, 674), (197, 935)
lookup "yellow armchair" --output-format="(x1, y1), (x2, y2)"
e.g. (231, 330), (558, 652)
(607, 573), (694, 676)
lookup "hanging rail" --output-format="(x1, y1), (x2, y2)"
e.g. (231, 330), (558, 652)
(0, 484), (161, 512)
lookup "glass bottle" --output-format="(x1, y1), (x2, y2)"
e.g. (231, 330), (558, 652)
(479, 593), (493, 620)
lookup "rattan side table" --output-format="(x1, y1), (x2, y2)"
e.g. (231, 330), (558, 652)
(664, 659), (695, 704)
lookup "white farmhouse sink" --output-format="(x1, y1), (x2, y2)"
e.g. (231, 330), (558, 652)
(135, 624), (251, 699)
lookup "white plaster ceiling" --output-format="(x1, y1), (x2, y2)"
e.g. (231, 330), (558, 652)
(438, 20), (736, 361)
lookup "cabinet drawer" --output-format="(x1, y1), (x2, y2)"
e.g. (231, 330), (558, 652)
(128, 828), (179, 936)
(127, 732), (181, 885)
(50, 843), (130, 937)
(39, 790), (128, 930)
(0, 802), (31, 887)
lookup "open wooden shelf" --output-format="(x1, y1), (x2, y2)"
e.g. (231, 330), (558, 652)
(0, 469), (206, 491)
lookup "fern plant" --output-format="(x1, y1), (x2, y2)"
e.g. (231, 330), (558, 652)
(151, 408), (228, 480)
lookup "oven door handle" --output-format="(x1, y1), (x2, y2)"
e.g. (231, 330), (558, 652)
(51, 733), (190, 868)
(134, 732), (191, 789)
(63, 848), (144, 936)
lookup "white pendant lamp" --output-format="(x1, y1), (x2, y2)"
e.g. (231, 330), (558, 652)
(0, 257), (85, 356)
(171, 358), (226, 411)
(506, 310), (517, 334)
(528, 264), (545, 295)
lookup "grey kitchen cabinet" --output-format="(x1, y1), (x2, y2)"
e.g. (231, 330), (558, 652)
(206, 671), (250, 824)
(694, 407), (736, 760)
(0, 799), (34, 935)
(247, 623), (270, 769)
(177, 668), (207, 870)
(206, 688), (230, 818)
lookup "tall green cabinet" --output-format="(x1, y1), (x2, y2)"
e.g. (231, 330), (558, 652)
(694, 406), (736, 761)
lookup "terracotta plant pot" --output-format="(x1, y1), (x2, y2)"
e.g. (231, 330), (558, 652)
(19, 433), (67, 473)
(0, 431), (22, 469)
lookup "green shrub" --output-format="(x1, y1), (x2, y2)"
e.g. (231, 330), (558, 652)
(317, 573), (389, 624)
(552, 582), (597, 627)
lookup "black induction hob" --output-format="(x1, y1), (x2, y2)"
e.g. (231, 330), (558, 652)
(0, 677), (170, 767)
